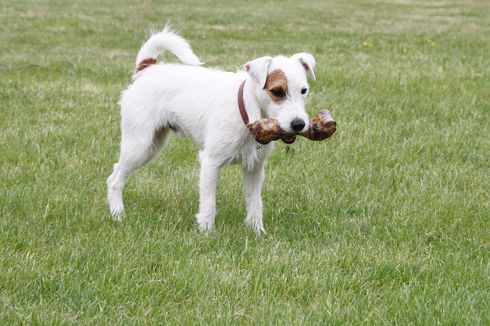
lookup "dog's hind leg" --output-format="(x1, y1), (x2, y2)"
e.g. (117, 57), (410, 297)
(107, 126), (170, 220)
(196, 152), (221, 231)
(243, 165), (266, 234)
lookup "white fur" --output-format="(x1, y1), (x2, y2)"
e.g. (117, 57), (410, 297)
(107, 27), (316, 233)
(136, 26), (202, 66)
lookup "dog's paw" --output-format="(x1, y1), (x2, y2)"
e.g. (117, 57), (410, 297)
(110, 209), (124, 222)
(198, 220), (214, 232)
(244, 217), (265, 235)
(196, 213), (215, 232)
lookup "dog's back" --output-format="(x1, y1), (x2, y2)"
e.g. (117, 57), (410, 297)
(122, 28), (246, 147)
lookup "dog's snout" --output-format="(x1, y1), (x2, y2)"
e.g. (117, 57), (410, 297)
(290, 118), (306, 132)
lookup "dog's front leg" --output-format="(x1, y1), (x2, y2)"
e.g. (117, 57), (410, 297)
(243, 165), (265, 234)
(196, 153), (221, 231)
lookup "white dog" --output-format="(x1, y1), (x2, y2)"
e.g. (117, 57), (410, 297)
(107, 27), (316, 233)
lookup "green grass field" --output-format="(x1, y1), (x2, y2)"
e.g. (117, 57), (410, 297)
(1, 0), (489, 324)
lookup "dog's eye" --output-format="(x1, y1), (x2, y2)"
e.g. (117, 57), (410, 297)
(270, 88), (286, 98)
(301, 87), (308, 95)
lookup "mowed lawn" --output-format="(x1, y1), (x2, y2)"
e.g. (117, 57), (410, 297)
(1, 0), (489, 324)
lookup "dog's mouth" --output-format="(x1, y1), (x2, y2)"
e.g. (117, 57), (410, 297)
(281, 133), (297, 144)
(248, 109), (336, 145)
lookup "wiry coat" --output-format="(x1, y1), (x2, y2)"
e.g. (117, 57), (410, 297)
(107, 27), (316, 233)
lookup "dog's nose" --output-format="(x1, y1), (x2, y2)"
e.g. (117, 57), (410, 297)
(290, 118), (306, 132)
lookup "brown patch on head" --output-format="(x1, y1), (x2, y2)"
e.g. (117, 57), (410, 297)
(136, 58), (157, 72)
(264, 69), (288, 103)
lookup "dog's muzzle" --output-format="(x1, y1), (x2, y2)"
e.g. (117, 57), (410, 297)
(237, 80), (336, 145)
(247, 109), (337, 145)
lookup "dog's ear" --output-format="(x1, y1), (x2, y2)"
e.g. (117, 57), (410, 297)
(291, 53), (316, 80)
(244, 56), (272, 88)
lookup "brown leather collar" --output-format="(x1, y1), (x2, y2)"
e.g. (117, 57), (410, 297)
(237, 80), (249, 125)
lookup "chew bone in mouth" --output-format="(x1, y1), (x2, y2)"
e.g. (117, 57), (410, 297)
(247, 109), (337, 145)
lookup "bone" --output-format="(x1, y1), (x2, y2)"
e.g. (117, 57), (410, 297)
(247, 109), (336, 144)
(300, 110), (337, 141)
(247, 118), (284, 144)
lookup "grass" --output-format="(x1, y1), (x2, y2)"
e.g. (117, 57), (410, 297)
(1, 0), (489, 324)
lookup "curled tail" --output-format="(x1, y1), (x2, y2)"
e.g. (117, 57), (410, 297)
(135, 26), (202, 72)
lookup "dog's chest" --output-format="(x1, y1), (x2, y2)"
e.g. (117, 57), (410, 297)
(234, 137), (274, 171)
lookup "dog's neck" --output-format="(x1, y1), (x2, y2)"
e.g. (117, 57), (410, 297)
(241, 78), (268, 124)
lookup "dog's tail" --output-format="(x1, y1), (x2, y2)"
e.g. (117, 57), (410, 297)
(135, 26), (202, 72)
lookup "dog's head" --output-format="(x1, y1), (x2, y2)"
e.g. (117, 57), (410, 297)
(245, 53), (316, 139)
